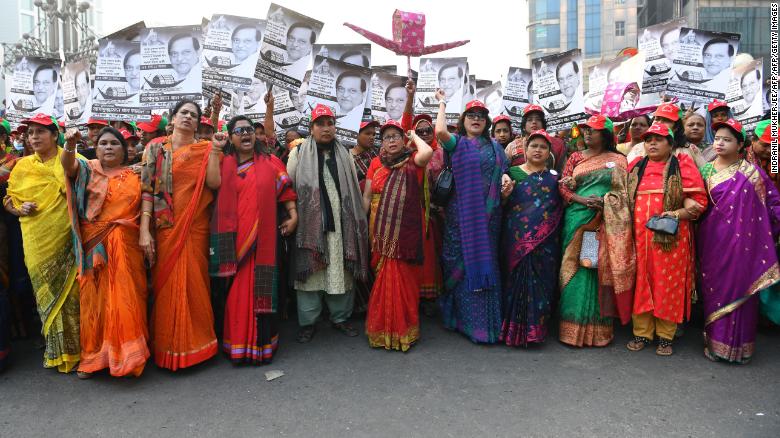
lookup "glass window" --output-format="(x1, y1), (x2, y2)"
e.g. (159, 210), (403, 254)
(529, 24), (561, 51)
(567, 0), (578, 50)
(20, 0), (34, 11)
(20, 13), (34, 35)
(530, 0), (561, 21)
(698, 7), (769, 60)
(585, 0), (601, 56)
(615, 21), (625, 37)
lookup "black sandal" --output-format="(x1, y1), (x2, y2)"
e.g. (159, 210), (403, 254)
(332, 322), (358, 337)
(626, 336), (651, 351)
(296, 325), (316, 343)
(656, 338), (674, 356)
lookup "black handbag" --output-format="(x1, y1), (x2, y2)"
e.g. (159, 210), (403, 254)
(431, 150), (454, 207)
(645, 215), (679, 235)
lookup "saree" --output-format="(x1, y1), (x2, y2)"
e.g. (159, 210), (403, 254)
(211, 154), (296, 364)
(557, 151), (634, 347)
(629, 154), (706, 324)
(365, 155), (424, 351)
(6, 148), (80, 372)
(440, 135), (506, 343)
(499, 167), (562, 346)
(68, 159), (149, 376)
(697, 160), (780, 363)
(144, 140), (217, 370)
(351, 148), (379, 313)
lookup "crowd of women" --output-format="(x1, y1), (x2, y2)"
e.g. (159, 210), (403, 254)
(0, 78), (778, 379)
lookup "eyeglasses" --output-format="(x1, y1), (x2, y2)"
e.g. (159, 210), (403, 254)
(231, 126), (254, 135)
(382, 134), (402, 141)
(415, 127), (433, 136)
(465, 112), (486, 121)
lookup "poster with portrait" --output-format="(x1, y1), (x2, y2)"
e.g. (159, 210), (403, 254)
(637, 18), (687, 107)
(414, 57), (466, 125)
(312, 43), (372, 118)
(585, 52), (646, 116)
(373, 65), (398, 74)
(272, 86), (306, 143)
(463, 73), (475, 108)
(532, 49), (587, 132)
(726, 58), (764, 131)
(369, 70), (408, 124)
(502, 67), (533, 132)
(255, 3), (323, 93)
(201, 84), (232, 122)
(202, 15), (265, 91)
(666, 28), (740, 112)
(296, 56), (370, 146)
(139, 25), (203, 109)
(5, 56), (61, 125)
(92, 38), (150, 121)
(476, 81), (503, 119)
(61, 59), (92, 127)
(764, 80), (772, 115)
(584, 58), (623, 114)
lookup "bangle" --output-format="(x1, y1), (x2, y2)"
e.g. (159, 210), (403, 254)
(142, 211), (153, 218)
(64, 146), (75, 153)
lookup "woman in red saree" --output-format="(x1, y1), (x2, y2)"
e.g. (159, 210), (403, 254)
(140, 100), (224, 371)
(362, 121), (433, 351)
(211, 106), (298, 364)
(62, 126), (149, 377)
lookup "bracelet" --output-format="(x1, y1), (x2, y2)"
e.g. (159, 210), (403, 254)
(142, 211), (153, 218)
(64, 146), (76, 153)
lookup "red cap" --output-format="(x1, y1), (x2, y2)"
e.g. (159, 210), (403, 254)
(380, 119), (404, 136)
(218, 120), (226, 132)
(654, 103), (680, 122)
(136, 114), (163, 133)
(86, 117), (109, 127)
(493, 114), (512, 125)
(641, 122), (675, 140)
(21, 113), (57, 127)
(118, 128), (139, 143)
(57, 119), (65, 128)
(707, 99), (729, 113)
(527, 129), (553, 145)
(199, 116), (214, 128)
(523, 104), (544, 116)
(359, 120), (380, 131)
(584, 114), (614, 131)
(412, 114), (433, 126)
(464, 100), (488, 113)
(711, 118), (745, 142)
(311, 104), (335, 123)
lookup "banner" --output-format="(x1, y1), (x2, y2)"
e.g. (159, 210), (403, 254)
(637, 18), (687, 107)
(727, 58), (764, 131)
(370, 70), (408, 124)
(140, 25), (203, 109)
(414, 57), (467, 125)
(5, 56), (61, 125)
(476, 81), (503, 119)
(312, 43), (372, 118)
(666, 28), (740, 112)
(61, 59), (92, 127)
(92, 38), (149, 121)
(298, 56), (370, 146)
(585, 52), (646, 118)
(202, 14), (265, 91)
(502, 67), (533, 132)
(532, 49), (587, 132)
(256, 3), (323, 93)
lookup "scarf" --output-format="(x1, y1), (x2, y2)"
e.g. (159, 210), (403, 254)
(210, 153), (283, 313)
(450, 135), (504, 291)
(373, 151), (422, 262)
(628, 155), (684, 251)
(293, 136), (369, 282)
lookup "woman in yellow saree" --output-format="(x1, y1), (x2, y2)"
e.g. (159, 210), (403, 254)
(4, 113), (80, 372)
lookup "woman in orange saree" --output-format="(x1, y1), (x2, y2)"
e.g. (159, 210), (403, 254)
(63, 126), (149, 377)
(140, 100), (225, 371)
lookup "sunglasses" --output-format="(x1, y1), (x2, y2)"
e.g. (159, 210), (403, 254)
(415, 127), (433, 136)
(231, 126), (253, 136)
(465, 112), (487, 121)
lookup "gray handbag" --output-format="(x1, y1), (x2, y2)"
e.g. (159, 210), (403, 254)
(579, 231), (599, 269)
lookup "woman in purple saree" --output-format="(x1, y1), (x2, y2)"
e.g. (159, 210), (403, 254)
(697, 119), (780, 364)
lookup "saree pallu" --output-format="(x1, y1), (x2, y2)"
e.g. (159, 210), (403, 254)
(152, 142), (217, 370)
(499, 169), (562, 346)
(420, 146), (444, 299)
(366, 159), (424, 351)
(70, 164), (149, 376)
(221, 157), (296, 364)
(440, 137), (506, 344)
(697, 160), (780, 363)
(557, 152), (631, 347)
(6, 149), (80, 372)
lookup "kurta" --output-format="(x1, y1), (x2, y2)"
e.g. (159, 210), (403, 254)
(628, 154), (707, 323)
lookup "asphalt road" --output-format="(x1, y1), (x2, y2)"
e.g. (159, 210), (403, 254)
(2, 314), (779, 437)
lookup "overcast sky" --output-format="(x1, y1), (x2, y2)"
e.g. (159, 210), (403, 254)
(100, 0), (529, 82)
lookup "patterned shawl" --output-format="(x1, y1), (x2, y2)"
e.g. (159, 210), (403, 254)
(293, 136), (369, 282)
(451, 135), (505, 291)
(373, 153), (422, 262)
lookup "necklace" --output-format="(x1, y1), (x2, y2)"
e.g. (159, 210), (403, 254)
(521, 163), (546, 181)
